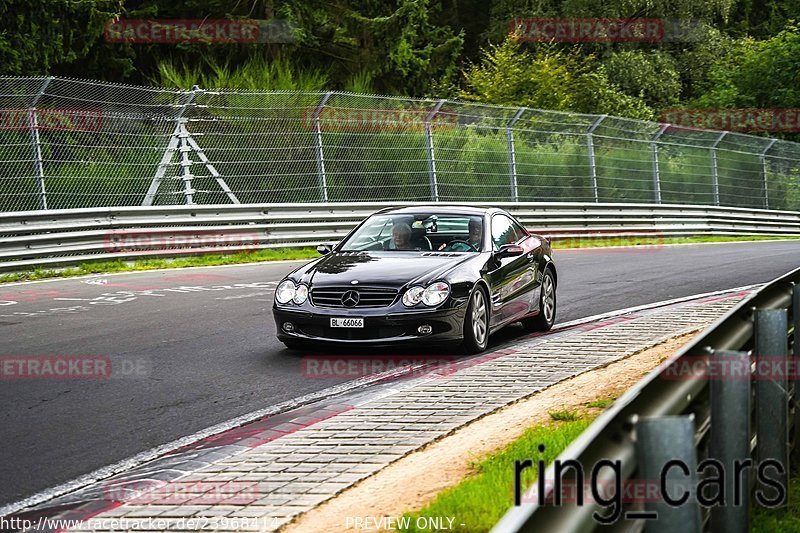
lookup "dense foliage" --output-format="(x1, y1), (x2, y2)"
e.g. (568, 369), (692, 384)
(1, 0), (799, 125)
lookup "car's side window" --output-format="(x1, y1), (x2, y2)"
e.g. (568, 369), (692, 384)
(510, 218), (528, 239)
(491, 215), (520, 250)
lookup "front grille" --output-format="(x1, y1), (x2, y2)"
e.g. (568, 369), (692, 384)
(310, 286), (398, 308)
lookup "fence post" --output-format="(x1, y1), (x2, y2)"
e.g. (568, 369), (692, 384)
(425, 100), (446, 201)
(507, 108), (526, 202)
(312, 92), (332, 202)
(709, 132), (727, 207)
(143, 86), (200, 206)
(636, 415), (701, 532)
(586, 115), (606, 203)
(760, 139), (777, 210)
(651, 124), (669, 204)
(709, 350), (751, 533)
(754, 308), (789, 508)
(28, 76), (54, 210)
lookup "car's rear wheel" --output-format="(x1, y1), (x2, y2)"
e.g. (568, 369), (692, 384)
(522, 267), (556, 332)
(462, 285), (490, 354)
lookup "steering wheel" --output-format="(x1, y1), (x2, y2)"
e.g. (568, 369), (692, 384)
(442, 239), (478, 252)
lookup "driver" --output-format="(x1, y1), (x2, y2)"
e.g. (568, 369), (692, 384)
(439, 217), (482, 250)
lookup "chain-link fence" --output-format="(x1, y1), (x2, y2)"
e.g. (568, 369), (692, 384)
(1, 76), (799, 212)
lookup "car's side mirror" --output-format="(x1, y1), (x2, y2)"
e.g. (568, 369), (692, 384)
(495, 243), (525, 258)
(317, 243), (334, 255)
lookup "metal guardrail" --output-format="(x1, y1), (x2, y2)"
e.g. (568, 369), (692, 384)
(492, 267), (800, 532)
(2, 202), (800, 272)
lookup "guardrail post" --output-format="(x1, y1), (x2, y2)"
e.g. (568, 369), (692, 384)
(586, 115), (606, 203)
(754, 308), (789, 508)
(651, 124), (669, 204)
(312, 92), (332, 202)
(636, 415), (701, 532)
(507, 108), (526, 202)
(709, 132), (727, 207)
(760, 140), (777, 210)
(793, 284), (800, 466)
(425, 100), (446, 201)
(29, 76), (54, 210)
(710, 350), (751, 533)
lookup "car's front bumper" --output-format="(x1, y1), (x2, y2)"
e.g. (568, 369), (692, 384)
(273, 299), (468, 347)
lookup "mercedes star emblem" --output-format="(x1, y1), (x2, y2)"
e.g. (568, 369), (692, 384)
(341, 290), (360, 307)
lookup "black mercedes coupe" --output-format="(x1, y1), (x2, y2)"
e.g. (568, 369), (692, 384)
(272, 206), (557, 354)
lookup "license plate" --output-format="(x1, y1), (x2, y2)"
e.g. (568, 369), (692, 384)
(330, 317), (364, 328)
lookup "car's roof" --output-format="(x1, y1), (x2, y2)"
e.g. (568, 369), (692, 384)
(375, 205), (503, 216)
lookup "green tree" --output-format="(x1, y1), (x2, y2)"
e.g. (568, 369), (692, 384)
(0, 0), (127, 77)
(693, 22), (800, 109)
(461, 35), (653, 119)
(604, 50), (681, 110)
(128, 0), (464, 95)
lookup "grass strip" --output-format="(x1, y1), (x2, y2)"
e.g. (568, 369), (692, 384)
(552, 234), (800, 249)
(752, 474), (800, 532)
(399, 410), (596, 532)
(0, 247), (318, 283)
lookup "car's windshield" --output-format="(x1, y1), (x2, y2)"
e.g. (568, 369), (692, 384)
(340, 213), (484, 252)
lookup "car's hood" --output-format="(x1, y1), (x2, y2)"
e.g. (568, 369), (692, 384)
(296, 251), (474, 289)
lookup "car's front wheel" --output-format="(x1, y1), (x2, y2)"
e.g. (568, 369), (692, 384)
(461, 285), (490, 354)
(522, 267), (556, 332)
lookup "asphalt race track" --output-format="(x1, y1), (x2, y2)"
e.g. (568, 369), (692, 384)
(1, 240), (799, 506)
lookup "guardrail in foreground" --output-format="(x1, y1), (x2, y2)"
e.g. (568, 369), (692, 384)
(492, 267), (800, 532)
(2, 202), (800, 272)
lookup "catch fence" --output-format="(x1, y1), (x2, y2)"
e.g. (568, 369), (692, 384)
(1, 76), (799, 212)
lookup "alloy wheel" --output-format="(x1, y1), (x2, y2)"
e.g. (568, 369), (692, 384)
(542, 273), (555, 323)
(471, 289), (487, 346)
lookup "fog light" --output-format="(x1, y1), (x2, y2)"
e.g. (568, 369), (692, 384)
(283, 322), (295, 333)
(418, 324), (433, 335)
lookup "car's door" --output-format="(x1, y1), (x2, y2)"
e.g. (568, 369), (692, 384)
(485, 214), (538, 327)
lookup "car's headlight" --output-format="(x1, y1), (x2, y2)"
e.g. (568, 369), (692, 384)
(402, 286), (425, 307)
(422, 282), (450, 306)
(276, 280), (296, 304)
(293, 284), (309, 304)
